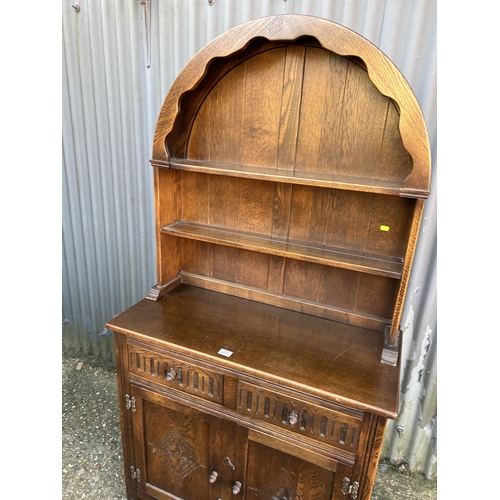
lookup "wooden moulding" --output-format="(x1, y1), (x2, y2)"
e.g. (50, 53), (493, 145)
(146, 275), (181, 301)
(151, 14), (431, 197)
(384, 197), (426, 363)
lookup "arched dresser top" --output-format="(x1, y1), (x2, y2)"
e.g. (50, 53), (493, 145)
(152, 14), (431, 198)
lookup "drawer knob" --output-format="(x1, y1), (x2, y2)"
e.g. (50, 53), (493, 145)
(165, 368), (177, 381)
(232, 481), (242, 495)
(208, 471), (219, 484)
(288, 411), (299, 426)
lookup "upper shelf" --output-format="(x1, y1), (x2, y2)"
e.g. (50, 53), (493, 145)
(161, 220), (403, 279)
(151, 15), (431, 198)
(156, 158), (415, 197)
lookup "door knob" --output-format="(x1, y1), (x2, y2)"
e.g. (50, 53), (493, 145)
(232, 481), (242, 495)
(208, 470), (218, 483)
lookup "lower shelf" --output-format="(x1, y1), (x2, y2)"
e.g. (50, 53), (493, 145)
(180, 271), (391, 333)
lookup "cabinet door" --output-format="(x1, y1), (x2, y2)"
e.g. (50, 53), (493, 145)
(243, 429), (352, 500)
(130, 384), (222, 500)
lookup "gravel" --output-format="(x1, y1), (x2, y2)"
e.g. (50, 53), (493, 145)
(62, 353), (436, 499)
(62, 355), (127, 499)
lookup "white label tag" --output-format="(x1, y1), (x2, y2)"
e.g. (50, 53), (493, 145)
(218, 348), (233, 358)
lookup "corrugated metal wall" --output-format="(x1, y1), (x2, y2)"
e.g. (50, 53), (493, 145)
(62, 0), (437, 478)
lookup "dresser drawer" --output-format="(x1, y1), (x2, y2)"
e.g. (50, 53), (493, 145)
(237, 381), (363, 454)
(127, 344), (223, 404)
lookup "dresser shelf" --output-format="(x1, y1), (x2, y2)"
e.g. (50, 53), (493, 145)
(161, 158), (411, 197)
(161, 221), (404, 279)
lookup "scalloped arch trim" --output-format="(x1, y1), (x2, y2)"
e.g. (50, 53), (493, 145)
(152, 14), (430, 196)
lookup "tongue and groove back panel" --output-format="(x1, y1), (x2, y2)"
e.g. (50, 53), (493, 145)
(185, 40), (413, 181)
(153, 36), (418, 333)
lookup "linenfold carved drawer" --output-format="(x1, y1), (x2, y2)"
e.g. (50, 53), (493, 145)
(127, 344), (223, 404)
(237, 381), (363, 454)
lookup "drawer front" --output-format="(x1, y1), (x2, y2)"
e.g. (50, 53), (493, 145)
(127, 344), (223, 404)
(237, 381), (363, 454)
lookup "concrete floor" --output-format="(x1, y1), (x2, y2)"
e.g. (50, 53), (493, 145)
(62, 354), (437, 500)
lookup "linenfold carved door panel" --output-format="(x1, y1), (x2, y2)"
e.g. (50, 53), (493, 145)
(130, 384), (222, 500)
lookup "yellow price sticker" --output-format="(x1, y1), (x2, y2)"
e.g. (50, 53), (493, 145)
(380, 225), (390, 232)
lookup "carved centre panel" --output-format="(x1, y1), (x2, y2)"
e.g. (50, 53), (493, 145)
(153, 427), (200, 483)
